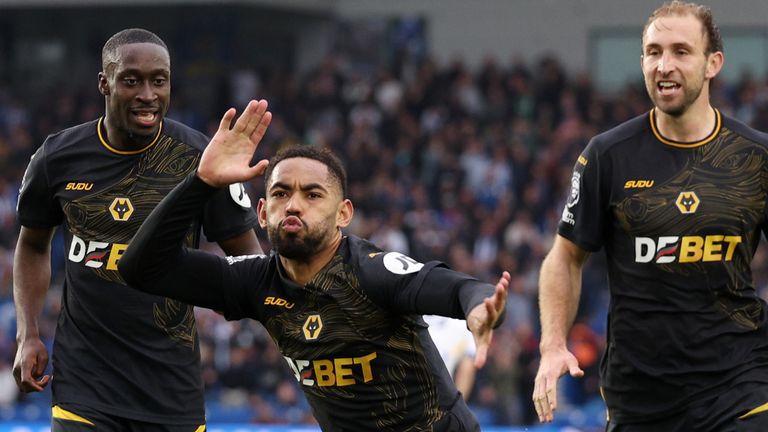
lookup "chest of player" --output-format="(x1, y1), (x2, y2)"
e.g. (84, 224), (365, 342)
(51, 139), (201, 277)
(260, 283), (401, 352)
(54, 139), (200, 237)
(257, 267), (415, 390)
(602, 133), (768, 268)
(609, 134), (768, 237)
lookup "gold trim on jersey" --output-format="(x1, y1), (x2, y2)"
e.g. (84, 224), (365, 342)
(599, 386), (611, 422)
(96, 116), (163, 155)
(649, 107), (721, 148)
(52, 405), (95, 425)
(738, 401), (768, 420)
(194, 425), (206, 432)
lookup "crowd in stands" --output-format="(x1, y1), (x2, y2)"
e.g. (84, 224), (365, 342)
(2, 49), (768, 428)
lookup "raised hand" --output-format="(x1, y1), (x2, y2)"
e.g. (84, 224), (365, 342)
(466, 271), (510, 368)
(197, 99), (273, 187)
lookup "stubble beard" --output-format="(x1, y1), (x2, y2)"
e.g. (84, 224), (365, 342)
(650, 87), (703, 118)
(268, 223), (326, 261)
(646, 72), (706, 118)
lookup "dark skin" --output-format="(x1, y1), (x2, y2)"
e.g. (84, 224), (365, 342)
(13, 41), (261, 392)
(98, 42), (171, 151)
(12, 227), (55, 392)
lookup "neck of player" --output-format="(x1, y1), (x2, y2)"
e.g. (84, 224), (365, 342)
(280, 230), (344, 286)
(654, 95), (716, 143)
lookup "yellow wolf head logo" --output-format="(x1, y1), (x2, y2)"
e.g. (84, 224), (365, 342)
(302, 314), (323, 340)
(109, 197), (134, 221)
(675, 191), (700, 214)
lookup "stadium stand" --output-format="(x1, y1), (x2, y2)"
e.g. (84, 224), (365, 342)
(2, 2), (768, 430)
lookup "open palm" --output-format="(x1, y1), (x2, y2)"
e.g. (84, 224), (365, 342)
(467, 271), (510, 368)
(197, 99), (273, 187)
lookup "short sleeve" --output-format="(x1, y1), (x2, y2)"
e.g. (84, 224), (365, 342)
(557, 140), (606, 252)
(17, 144), (63, 228)
(201, 182), (259, 241)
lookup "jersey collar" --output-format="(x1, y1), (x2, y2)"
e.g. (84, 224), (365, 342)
(649, 107), (721, 148)
(96, 116), (163, 155)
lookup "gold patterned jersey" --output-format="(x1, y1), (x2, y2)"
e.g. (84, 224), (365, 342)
(559, 109), (768, 422)
(17, 118), (258, 423)
(118, 174), (500, 431)
(241, 239), (470, 431)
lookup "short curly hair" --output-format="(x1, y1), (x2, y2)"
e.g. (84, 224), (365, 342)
(102, 28), (168, 71)
(264, 145), (348, 198)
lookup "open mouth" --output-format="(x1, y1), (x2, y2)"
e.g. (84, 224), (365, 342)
(657, 81), (681, 95)
(131, 110), (159, 127)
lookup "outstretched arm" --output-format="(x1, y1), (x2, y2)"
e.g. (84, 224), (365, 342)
(533, 235), (588, 423)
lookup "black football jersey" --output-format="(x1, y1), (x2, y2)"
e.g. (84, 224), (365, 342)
(224, 238), (476, 431)
(559, 108), (768, 422)
(17, 118), (258, 423)
(118, 174), (501, 431)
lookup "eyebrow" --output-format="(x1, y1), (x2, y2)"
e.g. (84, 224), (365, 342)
(118, 67), (170, 76)
(269, 181), (328, 192)
(644, 42), (694, 51)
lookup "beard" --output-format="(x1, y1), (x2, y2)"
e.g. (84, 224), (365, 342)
(267, 219), (328, 261)
(650, 85), (703, 117)
(645, 72), (706, 118)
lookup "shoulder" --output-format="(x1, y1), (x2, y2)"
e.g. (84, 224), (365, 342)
(345, 235), (425, 272)
(344, 235), (384, 270)
(346, 234), (384, 259)
(42, 119), (100, 154)
(162, 118), (210, 151)
(720, 112), (768, 146)
(344, 235), (430, 281)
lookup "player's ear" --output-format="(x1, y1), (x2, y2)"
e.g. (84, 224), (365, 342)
(98, 72), (110, 96)
(257, 198), (268, 229)
(336, 199), (354, 229)
(705, 51), (724, 80)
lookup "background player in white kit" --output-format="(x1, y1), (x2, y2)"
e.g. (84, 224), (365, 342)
(425, 315), (477, 399)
